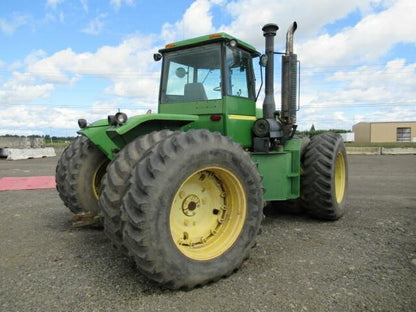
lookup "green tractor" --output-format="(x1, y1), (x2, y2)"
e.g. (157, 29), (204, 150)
(56, 22), (348, 289)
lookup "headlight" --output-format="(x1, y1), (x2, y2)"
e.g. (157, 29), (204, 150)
(108, 112), (128, 126)
(115, 112), (128, 124)
(78, 119), (87, 129)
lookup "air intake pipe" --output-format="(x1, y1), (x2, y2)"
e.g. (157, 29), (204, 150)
(252, 23), (282, 152)
(262, 23), (279, 119)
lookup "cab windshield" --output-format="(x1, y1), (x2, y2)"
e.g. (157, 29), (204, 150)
(160, 44), (221, 104)
(160, 42), (255, 104)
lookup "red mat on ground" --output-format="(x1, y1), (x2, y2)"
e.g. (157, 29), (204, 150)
(0, 176), (56, 191)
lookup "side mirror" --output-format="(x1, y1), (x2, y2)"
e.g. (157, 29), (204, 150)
(259, 54), (268, 67)
(153, 53), (162, 62)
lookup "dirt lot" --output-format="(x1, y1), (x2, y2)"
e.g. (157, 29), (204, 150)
(1, 154), (415, 312)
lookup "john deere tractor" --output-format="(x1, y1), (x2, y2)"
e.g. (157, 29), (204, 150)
(56, 22), (348, 289)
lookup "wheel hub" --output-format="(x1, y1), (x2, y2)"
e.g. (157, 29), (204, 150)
(170, 168), (246, 261)
(182, 195), (200, 216)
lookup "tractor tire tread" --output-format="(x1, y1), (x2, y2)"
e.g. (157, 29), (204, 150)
(122, 129), (263, 289)
(99, 130), (175, 254)
(301, 132), (348, 220)
(56, 136), (108, 217)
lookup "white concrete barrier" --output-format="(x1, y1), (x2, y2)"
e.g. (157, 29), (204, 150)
(0, 137), (44, 148)
(0, 148), (56, 160)
(345, 147), (416, 155)
(381, 147), (416, 155)
(346, 147), (381, 155)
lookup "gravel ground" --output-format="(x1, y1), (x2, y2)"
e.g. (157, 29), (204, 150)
(1, 154), (415, 312)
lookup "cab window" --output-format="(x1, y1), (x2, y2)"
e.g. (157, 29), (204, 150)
(161, 44), (222, 103)
(225, 46), (255, 99)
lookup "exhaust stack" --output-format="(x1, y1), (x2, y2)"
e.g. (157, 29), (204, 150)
(281, 22), (298, 129)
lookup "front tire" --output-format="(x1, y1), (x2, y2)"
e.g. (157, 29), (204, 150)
(301, 132), (348, 220)
(56, 136), (109, 217)
(122, 130), (264, 289)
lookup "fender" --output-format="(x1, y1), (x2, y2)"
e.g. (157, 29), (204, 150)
(78, 113), (198, 160)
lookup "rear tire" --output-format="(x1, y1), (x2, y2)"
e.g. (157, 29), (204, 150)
(301, 132), (348, 220)
(99, 130), (175, 254)
(56, 136), (109, 217)
(122, 130), (264, 289)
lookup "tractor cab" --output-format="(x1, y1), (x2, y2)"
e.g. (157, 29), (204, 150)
(155, 34), (261, 147)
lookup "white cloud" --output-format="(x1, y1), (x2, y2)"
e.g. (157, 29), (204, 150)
(215, 0), (415, 67)
(0, 128), (46, 136)
(162, 0), (216, 42)
(88, 100), (154, 119)
(295, 57), (416, 130)
(2, 33), (160, 109)
(80, 0), (89, 13)
(0, 14), (29, 35)
(328, 59), (416, 104)
(106, 74), (159, 99)
(110, 0), (134, 11)
(44, 11), (65, 24)
(0, 99), (154, 137)
(0, 72), (54, 106)
(0, 105), (81, 135)
(297, 0), (416, 66)
(46, 0), (65, 9)
(0, 30), (160, 135)
(82, 13), (107, 35)
(24, 50), (48, 66)
(219, 0), (372, 48)
(26, 49), (73, 83)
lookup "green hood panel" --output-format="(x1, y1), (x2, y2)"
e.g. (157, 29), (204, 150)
(77, 119), (117, 159)
(78, 113), (199, 160)
(112, 113), (198, 136)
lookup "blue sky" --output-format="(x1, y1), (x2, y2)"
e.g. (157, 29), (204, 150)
(1, 0), (415, 137)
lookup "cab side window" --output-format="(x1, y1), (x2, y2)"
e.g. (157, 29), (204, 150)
(225, 47), (254, 99)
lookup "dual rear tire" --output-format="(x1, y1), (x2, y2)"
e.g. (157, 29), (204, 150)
(301, 132), (348, 220)
(99, 129), (263, 289)
(120, 130), (264, 289)
(99, 130), (175, 254)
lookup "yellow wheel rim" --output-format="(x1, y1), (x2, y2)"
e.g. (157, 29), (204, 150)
(92, 159), (109, 200)
(334, 152), (346, 203)
(170, 167), (246, 261)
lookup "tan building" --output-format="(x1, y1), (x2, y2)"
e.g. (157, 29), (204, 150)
(353, 121), (416, 143)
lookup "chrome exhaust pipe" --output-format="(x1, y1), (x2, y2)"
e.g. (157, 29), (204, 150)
(281, 21), (298, 127)
(285, 21), (297, 55)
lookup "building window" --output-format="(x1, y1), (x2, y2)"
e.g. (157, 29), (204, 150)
(396, 127), (411, 142)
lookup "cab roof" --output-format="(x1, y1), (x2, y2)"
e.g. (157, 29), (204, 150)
(159, 32), (261, 57)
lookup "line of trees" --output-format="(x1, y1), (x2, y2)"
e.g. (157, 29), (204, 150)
(296, 127), (352, 137)
(0, 134), (76, 142)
